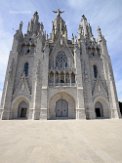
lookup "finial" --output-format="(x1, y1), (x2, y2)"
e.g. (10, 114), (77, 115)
(40, 23), (44, 31)
(82, 14), (87, 20)
(72, 33), (74, 39)
(47, 34), (49, 40)
(19, 21), (23, 31)
(72, 33), (74, 43)
(53, 9), (64, 17)
(97, 26), (106, 42)
(97, 26), (102, 36)
(33, 11), (39, 21)
(34, 11), (38, 16)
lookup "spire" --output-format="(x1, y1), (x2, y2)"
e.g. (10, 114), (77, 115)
(27, 11), (43, 36)
(97, 26), (106, 42)
(97, 26), (108, 57)
(78, 15), (93, 40)
(33, 11), (39, 23)
(51, 9), (67, 41)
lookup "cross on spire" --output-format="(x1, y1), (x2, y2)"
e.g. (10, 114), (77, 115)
(53, 9), (64, 17)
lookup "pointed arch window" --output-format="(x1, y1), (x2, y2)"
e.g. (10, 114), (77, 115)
(56, 51), (68, 69)
(24, 62), (29, 76)
(93, 65), (98, 78)
(27, 49), (30, 54)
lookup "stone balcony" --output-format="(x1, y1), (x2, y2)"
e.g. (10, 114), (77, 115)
(49, 82), (76, 87)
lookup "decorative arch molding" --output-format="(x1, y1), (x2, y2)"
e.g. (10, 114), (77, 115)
(11, 96), (30, 119)
(49, 47), (74, 70)
(94, 96), (110, 119)
(49, 37), (74, 60)
(12, 96), (30, 105)
(48, 92), (76, 119)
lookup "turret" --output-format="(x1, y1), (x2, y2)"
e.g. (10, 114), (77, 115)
(97, 27), (121, 118)
(14, 21), (23, 40)
(97, 26), (109, 57)
(97, 26), (105, 41)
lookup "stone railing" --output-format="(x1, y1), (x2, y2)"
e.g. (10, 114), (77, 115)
(49, 83), (76, 87)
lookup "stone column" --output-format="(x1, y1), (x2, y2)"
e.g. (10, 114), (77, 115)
(54, 72), (55, 86)
(69, 73), (71, 86)
(59, 72), (61, 86)
(64, 72), (66, 84)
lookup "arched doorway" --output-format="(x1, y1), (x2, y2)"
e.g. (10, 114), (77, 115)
(56, 99), (68, 117)
(49, 92), (75, 119)
(95, 102), (103, 118)
(18, 101), (28, 118)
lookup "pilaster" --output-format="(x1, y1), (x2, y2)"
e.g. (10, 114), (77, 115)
(74, 44), (86, 119)
(40, 42), (49, 119)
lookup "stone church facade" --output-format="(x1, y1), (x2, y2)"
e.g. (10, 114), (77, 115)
(0, 10), (121, 120)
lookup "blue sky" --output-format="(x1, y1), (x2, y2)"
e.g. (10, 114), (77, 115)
(0, 0), (122, 101)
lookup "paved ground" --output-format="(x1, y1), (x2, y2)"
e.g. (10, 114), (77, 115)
(0, 120), (122, 163)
